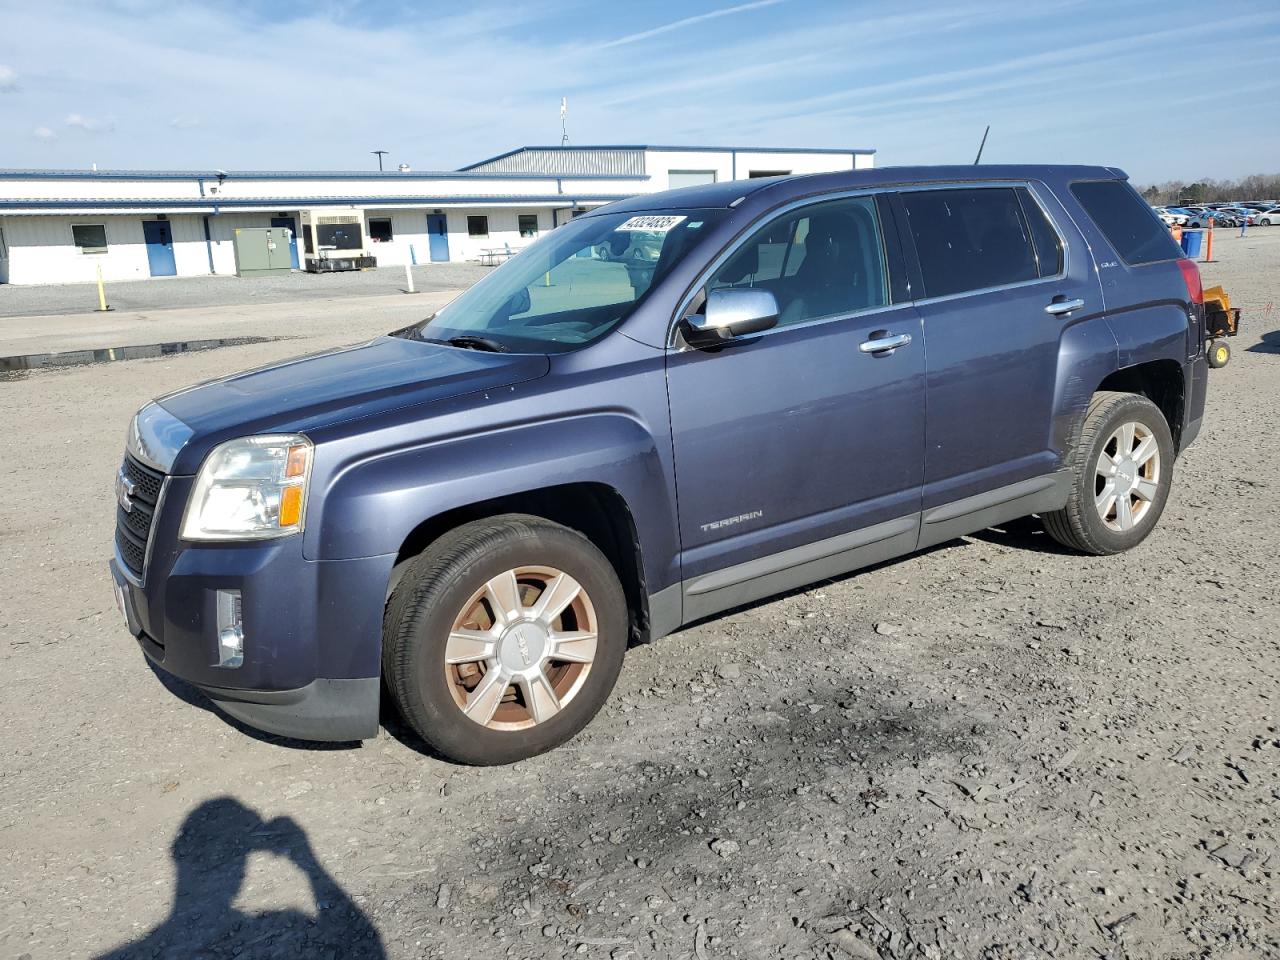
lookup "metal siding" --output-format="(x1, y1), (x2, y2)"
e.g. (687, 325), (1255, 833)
(464, 148), (646, 177)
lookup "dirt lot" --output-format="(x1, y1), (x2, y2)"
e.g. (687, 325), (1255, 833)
(1, 232), (1278, 960)
(0, 262), (489, 320)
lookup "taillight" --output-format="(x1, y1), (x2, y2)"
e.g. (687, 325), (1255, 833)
(1176, 258), (1203, 305)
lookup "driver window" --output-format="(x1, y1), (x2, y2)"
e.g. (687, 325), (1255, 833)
(707, 196), (888, 328)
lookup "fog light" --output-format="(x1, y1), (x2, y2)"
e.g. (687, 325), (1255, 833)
(216, 589), (244, 667)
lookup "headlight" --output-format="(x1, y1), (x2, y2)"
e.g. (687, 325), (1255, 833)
(181, 435), (313, 541)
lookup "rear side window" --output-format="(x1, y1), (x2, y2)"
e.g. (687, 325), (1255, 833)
(1070, 180), (1182, 265)
(900, 188), (1040, 298)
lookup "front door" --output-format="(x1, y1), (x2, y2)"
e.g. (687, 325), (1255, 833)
(666, 194), (925, 620)
(270, 217), (300, 269)
(142, 220), (176, 277)
(427, 214), (450, 262)
(893, 185), (1102, 521)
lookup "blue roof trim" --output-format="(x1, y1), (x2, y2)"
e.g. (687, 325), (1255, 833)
(460, 144), (876, 170)
(0, 169), (649, 183)
(0, 195), (634, 212)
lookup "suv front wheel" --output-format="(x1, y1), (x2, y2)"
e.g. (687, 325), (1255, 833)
(383, 515), (628, 765)
(1042, 391), (1175, 555)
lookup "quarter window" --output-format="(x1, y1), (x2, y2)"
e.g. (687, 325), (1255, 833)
(1018, 189), (1064, 277)
(518, 214), (539, 238)
(706, 195), (888, 328)
(72, 223), (108, 254)
(467, 216), (489, 238)
(901, 188), (1039, 298)
(1070, 180), (1183, 265)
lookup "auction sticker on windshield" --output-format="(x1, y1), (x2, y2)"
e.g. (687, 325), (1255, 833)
(615, 215), (687, 233)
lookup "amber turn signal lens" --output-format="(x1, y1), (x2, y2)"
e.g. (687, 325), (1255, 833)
(285, 444), (309, 479)
(279, 485), (304, 528)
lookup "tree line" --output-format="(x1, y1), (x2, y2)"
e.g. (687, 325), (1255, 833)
(1138, 174), (1280, 205)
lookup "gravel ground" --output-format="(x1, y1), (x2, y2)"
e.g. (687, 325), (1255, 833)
(0, 262), (491, 319)
(0, 231), (1278, 960)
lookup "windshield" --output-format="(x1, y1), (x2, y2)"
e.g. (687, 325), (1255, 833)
(402, 208), (727, 354)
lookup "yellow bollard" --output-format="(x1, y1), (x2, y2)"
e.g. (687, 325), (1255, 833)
(95, 263), (112, 312)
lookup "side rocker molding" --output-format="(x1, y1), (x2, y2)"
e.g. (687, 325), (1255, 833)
(917, 471), (1071, 550)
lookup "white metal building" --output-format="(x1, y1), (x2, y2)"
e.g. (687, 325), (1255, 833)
(0, 145), (874, 285)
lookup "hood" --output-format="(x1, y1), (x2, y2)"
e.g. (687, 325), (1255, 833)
(157, 335), (549, 473)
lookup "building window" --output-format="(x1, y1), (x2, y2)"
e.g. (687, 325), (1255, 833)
(72, 224), (109, 254)
(518, 214), (539, 238)
(368, 217), (393, 243)
(668, 170), (717, 189)
(468, 215), (489, 238)
(748, 170), (790, 178)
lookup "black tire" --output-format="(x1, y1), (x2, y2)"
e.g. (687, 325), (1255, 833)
(1042, 391), (1175, 555)
(1208, 340), (1231, 368)
(383, 514), (627, 765)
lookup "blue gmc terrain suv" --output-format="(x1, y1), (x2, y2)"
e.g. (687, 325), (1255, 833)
(111, 166), (1210, 764)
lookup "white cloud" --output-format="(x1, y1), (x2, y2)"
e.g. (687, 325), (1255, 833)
(169, 115), (200, 129)
(65, 112), (116, 133)
(33, 125), (56, 141)
(0, 65), (17, 92)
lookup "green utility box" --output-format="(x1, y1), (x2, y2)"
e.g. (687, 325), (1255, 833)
(232, 227), (294, 277)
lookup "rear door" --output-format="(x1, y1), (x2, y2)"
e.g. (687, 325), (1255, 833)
(893, 184), (1101, 531)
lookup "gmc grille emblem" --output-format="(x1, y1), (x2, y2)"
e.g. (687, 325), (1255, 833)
(116, 469), (136, 513)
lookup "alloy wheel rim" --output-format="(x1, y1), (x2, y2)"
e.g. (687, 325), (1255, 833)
(1094, 420), (1160, 533)
(444, 566), (597, 731)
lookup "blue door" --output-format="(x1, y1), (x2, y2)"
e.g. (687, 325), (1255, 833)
(427, 214), (450, 262)
(666, 195), (925, 618)
(142, 220), (177, 277)
(270, 217), (300, 269)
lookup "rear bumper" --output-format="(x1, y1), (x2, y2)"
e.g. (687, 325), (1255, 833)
(110, 530), (394, 741)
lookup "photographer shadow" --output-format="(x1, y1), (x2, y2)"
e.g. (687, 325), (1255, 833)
(94, 797), (385, 959)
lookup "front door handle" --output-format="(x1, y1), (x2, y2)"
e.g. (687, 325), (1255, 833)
(1044, 298), (1085, 316)
(859, 332), (913, 354)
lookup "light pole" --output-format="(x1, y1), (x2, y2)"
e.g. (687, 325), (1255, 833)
(371, 150), (389, 171)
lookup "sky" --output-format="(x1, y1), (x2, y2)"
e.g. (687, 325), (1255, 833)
(1, 0), (1277, 183)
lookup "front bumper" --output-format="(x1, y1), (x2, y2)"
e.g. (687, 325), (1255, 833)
(111, 510), (395, 741)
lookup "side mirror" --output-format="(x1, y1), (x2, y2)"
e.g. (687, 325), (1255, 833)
(683, 288), (779, 346)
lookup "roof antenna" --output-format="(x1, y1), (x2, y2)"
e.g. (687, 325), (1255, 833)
(560, 97), (569, 147)
(973, 125), (990, 164)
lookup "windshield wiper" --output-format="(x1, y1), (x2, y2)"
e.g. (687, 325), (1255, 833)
(446, 335), (508, 353)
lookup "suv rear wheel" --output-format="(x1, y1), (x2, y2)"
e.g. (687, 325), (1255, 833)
(383, 515), (627, 765)
(1042, 391), (1175, 555)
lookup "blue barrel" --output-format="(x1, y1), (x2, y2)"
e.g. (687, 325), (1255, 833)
(1181, 231), (1203, 257)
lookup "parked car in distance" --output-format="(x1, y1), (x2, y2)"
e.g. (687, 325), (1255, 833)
(1257, 207), (1280, 226)
(1218, 207), (1256, 225)
(1184, 208), (1233, 228)
(111, 165), (1210, 764)
(1154, 207), (1187, 226)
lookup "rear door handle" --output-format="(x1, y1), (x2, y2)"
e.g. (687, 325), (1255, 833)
(859, 332), (912, 354)
(1044, 298), (1085, 316)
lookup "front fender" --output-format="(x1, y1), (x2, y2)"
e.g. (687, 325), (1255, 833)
(305, 412), (679, 593)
